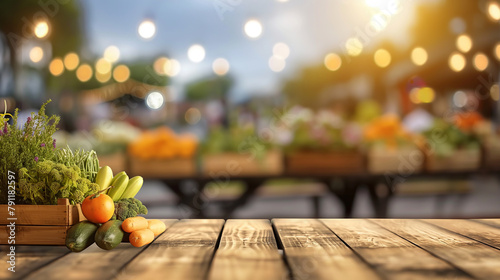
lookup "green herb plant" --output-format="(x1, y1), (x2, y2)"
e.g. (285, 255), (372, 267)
(18, 160), (99, 205)
(0, 100), (60, 204)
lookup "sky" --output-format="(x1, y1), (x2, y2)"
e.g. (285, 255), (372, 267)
(81, 0), (429, 102)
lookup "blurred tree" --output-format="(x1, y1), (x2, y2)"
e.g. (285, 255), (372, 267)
(0, 0), (83, 66)
(185, 75), (233, 101)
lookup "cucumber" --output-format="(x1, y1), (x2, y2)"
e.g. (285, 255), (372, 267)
(95, 220), (124, 250)
(65, 221), (99, 252)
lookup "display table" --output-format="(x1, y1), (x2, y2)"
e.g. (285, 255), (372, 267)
(3, 219), (500, 279)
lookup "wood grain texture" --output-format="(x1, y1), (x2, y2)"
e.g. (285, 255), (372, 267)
(321, 219), (471, 280)
(423, 219), (500, 250)
(273, 219), (381, 280)
(374, 219), (500, 280)
(0, 245), (69, 280)
(24, 220), (177, 280)
(117, 219), (225, 280)
(0, 226), (69, 245)
(208, 219), (288, 280)
(474, 219), (500, 228)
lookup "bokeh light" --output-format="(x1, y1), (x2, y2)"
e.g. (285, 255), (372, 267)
(488, 1), (500, 21)
(29, 47), (44, 63)
(187, 44), (206, 63)
(324, 53), (342, 71)
(273, 43), (290, 59)
(64, 53), (79, 71)
(113, 65), (130, 82)
(453, 90), (467, 107)
(269, 56), (286, 72)
(411, 47), (428, 66)
(244, 19), (263, 39)
(49, 58), (64, 76)
(185, 108), (201, 125)
(34, 21), (49, 38)
(345, 37), (363, 56)
(146, 91), (164, 109)
(76, 64), (93, 82)
(154, 57), (169, 75)
(456, 34), (472, 53)
(449, 52), (466, 72)
(104, 46), (120, 63)
(374, 49), (391, 68)
(95, 58), (112, 74)
(473, 52), (489, 71)
(164, 59), (181, 77)
(96, 71), (111, 83)
(138, 19), (156, 39)
(490, 84), (500, 101)
(495, 43), (500, 61)
(418, 87), (435, 103)
(409, 88), (420, 104)
(212, 58), (230, 76)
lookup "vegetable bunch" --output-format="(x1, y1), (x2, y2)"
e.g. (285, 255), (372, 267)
(18, 160), (99, 205)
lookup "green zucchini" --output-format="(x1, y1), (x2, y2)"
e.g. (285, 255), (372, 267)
(95, 220), (124, 250)
(65, 221), (99, 252)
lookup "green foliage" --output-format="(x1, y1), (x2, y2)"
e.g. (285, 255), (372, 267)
(186, 76), (233, 101)
(54, 147), (99, 183)
(201, 125), (270, 160)
(17, 160), (99, 205)
(112, 198), (148, 221)
(0, 100), (60, 204)
(423, 119), (480, 157)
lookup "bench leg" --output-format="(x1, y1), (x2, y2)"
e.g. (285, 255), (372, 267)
(312, 196), (321, 218)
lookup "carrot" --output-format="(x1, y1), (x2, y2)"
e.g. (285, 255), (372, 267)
(121, 217), (148, 233)
(129, 229), (155, 247)
(147, 219), (167, 236)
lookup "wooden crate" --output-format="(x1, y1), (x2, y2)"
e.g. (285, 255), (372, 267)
(201, 150), (283, 176)
(286, 151), (365, 175)
(426, 148), (480, 172)
(367, 146), (424, 174)
(98, 153), (126, 173)
(0, 198), (85, 245)
(483, 137), (500, 170)
(128, 156), (196, 178)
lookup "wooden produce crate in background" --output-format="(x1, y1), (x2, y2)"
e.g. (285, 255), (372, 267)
(286, 151), (365, 175)
(0, 198), (85, 245)
(98, 152), (127, 172)
(201, 150), (283, 176)
(483, 136), (500, 170)
(426, 148), (481, 172)
(128, 156), (196, 178)
(367, 146), (424, 174)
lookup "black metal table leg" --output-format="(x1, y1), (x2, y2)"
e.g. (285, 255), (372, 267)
(327, 178), (358, 218)
(367, 180), (393, 218)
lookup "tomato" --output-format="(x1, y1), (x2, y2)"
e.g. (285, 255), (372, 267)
(81, 193), (115, 224)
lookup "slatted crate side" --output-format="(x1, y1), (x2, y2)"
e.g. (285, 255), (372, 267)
(201, 150), (283, 176)
(0, 225), (69, 245)
(128, 156), (197, 178)
(286, 151), (365, 175)
(483, 137), (500, 170)
(367, 146), (424, 174)
(426, 148), (481, 172)
(0, 199), (85, 226)
(98, 152), (127, 174)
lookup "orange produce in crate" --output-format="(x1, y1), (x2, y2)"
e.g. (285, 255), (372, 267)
(454, 112), (483, 132)
(129, 127), (198, 159)
(364, 115), (412, 148)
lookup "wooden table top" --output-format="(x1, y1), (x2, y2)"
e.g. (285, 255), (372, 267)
(2, 219), (500, 280)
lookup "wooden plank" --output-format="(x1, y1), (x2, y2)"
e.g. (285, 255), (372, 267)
(208, 219), (288, 280)
(117, 219), (225, 279)
(423, 219), (500, 250)
(321, 219), (471, 280)
(0, 199), (84, 226)
(24, 220), (177, 280)
(0, 245), (69, 280)
(0, 226), (69, 245)
(273, 219), (381, 280)
(374, 219), (500, 279)
(474, 219), (500, 228)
